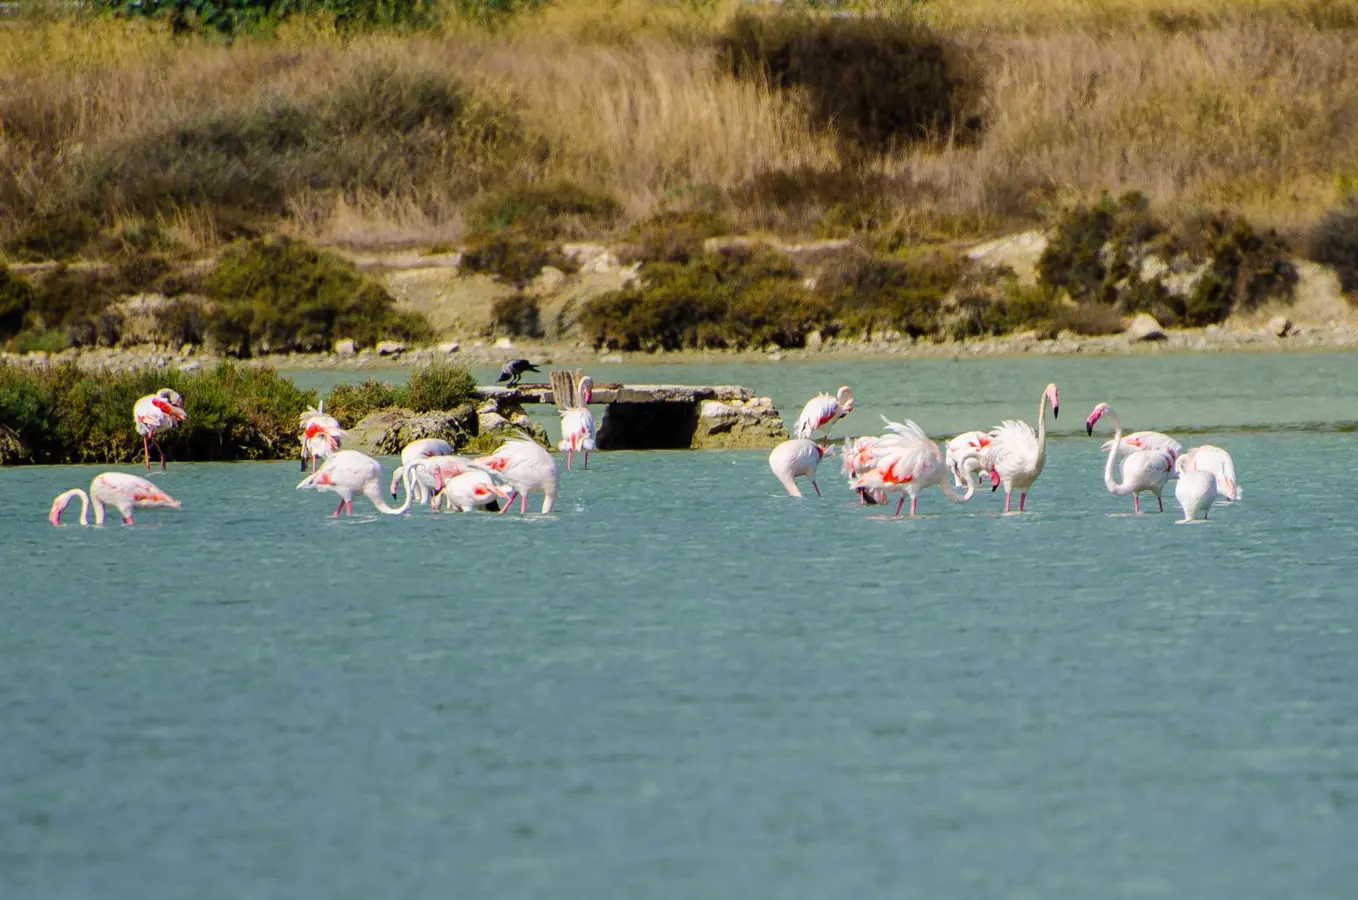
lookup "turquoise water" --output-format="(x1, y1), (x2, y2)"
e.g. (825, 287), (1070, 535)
(4, 353), (1358, 898)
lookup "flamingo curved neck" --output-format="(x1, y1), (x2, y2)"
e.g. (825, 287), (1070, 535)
(369, 467), (419, 515)
(939, 471), (976, 504)
(1101, 406), (1129, 494)
(1035, 390), (1052, 469)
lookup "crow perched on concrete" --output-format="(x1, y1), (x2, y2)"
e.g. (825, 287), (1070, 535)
(496, 359), (540, 387)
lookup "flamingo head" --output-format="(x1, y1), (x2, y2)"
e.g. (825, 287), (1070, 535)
(836, 385), (855, 412)
(579, 376), (593, 406)
(410, 461), (445, 494)
(1085, 402), (1109, 436)
(157, 388), (185, 408)
(1045, 383), (1059, 418)
(989, 468), (1001, 491)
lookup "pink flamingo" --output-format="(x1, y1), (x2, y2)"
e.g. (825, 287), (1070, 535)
(390, 454), (475, 510)
(49, 473), (181, 526)
(944, 430), (992, 487)
(297, 450), (443, 516)
(437, 471), (514, 512)
(558, 375), (597, 471)
(980, 382), (1059, 513)
(299, 402), (345, 472)
(793, 386), (855, 443)
(472, 439), (558, 514)
(1102, 430), (1183, 470)
(1087, 402), (1173, 513)
(841, 435), (885, 504)
(769, 438), (830, 497)
(851, 417), (976, 516)
(1178, 444), (1241, 501)
(133, 388), (187, 471)
(390, 438), (456, 504)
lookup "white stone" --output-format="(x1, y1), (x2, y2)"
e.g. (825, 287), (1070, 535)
(598, 353), (624, 363)
(1126, 313), (1166, 342)
(437, 341), (460, 354)
(1268, 315), (1293, 338)
(179, 360), (201, 372)
(805, 330), (823, 350)
(375, 341), (406, 356)
(335, 339), (357, 357)
(493, 337), (515, 350)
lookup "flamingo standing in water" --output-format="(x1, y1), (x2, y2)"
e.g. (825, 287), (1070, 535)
(851, 417), (976, 516)
(1178, 444), (1242, 501)
(1087, 402), (1173, 513)
(472, 439), (558, 514)
(297, 450), (442, 516)
(49, 473), (181, 526)
(981, 382), (1059, 513)
(769, 438), (830, 497)
(390, 438), (456, 505)
(558, 375), (597, 471)
(793, 386), (854, 443)
(299, 402), (345, 472)
(945, 430), (992, 488)
(1174, 454), (1218, 522)
(1103, 430), (1183, 470)
(842, 435), (885, 504)
(390, 454), (474, 510)
(437, 471), (514, 512)
(133, 388), (187, 471)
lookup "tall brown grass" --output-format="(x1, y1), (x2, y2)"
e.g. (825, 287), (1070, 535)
(2, 2), (1357, 258)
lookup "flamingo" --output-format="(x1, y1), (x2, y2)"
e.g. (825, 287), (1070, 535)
(471, 439), (558, 514)
(436, 471), (514, 512)
(133, 388), (187, 471)
(850, 417), (976, 516)
(1178, 444), (1241, 501)
(389, 453), (474, 510)
(49, 473), (181, 526)
(558, 375), (597, 471)
(842, 435), (886, 504)
(945, 430), (992, 488)
(390, 438), (456, 505)
(793, 386), (855, 442)
(298, 402), (345, 472)
(981, 382), (1059, 513)
(1102, 430), (1184, 469)
(1173, 454), (1218, 522)
(297, 449), (442, 516)
(1087, 402), (1173, 513)
(769, 438), (830, 497)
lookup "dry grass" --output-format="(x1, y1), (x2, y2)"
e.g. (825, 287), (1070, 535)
(3, 2), (1358, 257)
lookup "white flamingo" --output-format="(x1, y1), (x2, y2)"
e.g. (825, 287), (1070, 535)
(1178, 444), (1241, 501)
(389, 454), (474, 510)
(981, 382), (1059, 513)
(793, 386), (854, 442)
(297, 450), (442, 516)
(842, 434), (886, 504)
(769, 438), (830, 497)
(1102, 430), (1184, 469)
(299, 402), (345, 472)
(945, 430), (992, 488)
(436, 471), (514, 512)
(49, 472), (181, 526)
(390, 438), (456, 504)
(558, 375), (597, 471)
(850, 417), (977, 516)
(1174, 454), (1218, 522)
(471, 439), (558, 514)
(1087, 402), (1172, 513)
(133, 388), (187, 471)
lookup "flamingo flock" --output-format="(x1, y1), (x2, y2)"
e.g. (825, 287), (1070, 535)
(770, 381), (1243, 524)
(45, 375), (1244, 529)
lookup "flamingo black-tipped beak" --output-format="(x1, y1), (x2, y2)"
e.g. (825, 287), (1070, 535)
(1086, 423), (1094, 436)
(1053, 405), (1059, 419)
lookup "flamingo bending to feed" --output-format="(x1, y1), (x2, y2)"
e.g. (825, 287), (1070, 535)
(981, 383), (1059, 513)
(558, 375), (597, 471)
(1173, 454), (1218, 522)
(50, 473), (181, 526)
(769, 438), (831, 497)
(390, 453), (474, 510)
(793, 386), (855, 442)
(1102, 430), (1184, 470)
(472, 439), (558, 514)
(1087, 402), (1172, 513)
(851, 417), (977, 516)
(842, 435), (885, 504)
(297, 450), (442, 516)
(1178, 444), (1241, 501)
(390, 438), (456, 504)
(133, 388), (187, 471)
(299, 402), (345, 472)
(437, 471), (515, 512)
(945, 430), (992, 488)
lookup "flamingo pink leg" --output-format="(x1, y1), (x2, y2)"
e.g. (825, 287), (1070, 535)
(1157, 495), (1164, 512)
(910, 496), (919, 516)
(519, 492), (528, 514)
(894, 495), (906, 516)
(498, 491), (517, 514)
(583, 451), (589, 470)
(123, 514), (134, 524)
(1019, 492), (1027, 512)
(1134, 495), (1141, 514)
(812, 480), (821, 497)
(1004, 492), (1012, 513)
(566, 450), (573, 471)
(332, 499), (345, 517)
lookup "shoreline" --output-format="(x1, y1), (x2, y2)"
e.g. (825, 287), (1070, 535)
(5, 320), (1356, 376)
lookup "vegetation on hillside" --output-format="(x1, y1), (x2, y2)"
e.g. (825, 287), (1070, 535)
(322, 360), (479, 426)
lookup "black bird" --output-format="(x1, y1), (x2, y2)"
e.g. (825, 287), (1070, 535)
(496, 358), (540, 388)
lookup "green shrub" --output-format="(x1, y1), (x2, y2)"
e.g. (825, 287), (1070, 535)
(718, 12), (981, 153)
(323, 378), (403, 428)
(473, 181), (619, 237)
(402, 361), (478, 412)
(1309, 198), (1358, 296)
(204, 236), (432, 355)
(1038, 191), (1163, 303)
(94, 0), (441, 35)
(0, 265), (35, 342)
(620, 209), (730, 264)
(460, 232), (575, 288)
(822, 252), (960, 339)
(0, 361), (313, 464)
(490, 293), (544, 338)
(1180, 212), (1297, 325)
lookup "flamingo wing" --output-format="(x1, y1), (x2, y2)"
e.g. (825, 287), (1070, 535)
(793, 394), (837, 438)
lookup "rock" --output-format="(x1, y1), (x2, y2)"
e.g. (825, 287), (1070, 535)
(179, 344), (195, 357)
(1268, 315), (1293, 338)
(476, 398), (551, 448)
(598, 353), (624, 363)
(347, 405), (479, 456)
(1126, 313), (1166, 342)
(437, 341), (460, 355)
(1205, 324), (1223, 336)
(690, 395), (790, 450)
(178, 360), (201, 372)
(806, 330), (824, 350)
(529, 265), (567, 295)
(768, 353), (783, 362)
(493, 337), (515, 350)
(335, 339), (358, 358)
(375, 341), (406, 357)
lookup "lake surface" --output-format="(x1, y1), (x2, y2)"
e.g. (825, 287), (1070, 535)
(4, 353), (1357, 899)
